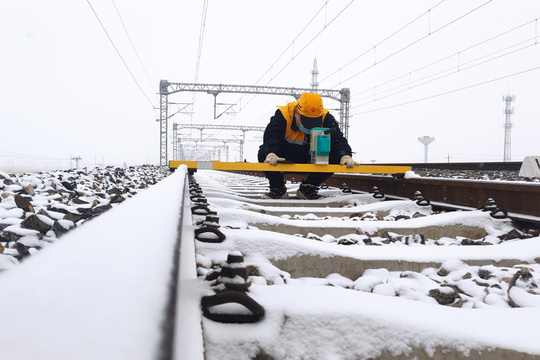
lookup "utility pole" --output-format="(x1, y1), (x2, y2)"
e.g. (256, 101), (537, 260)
(502, 94), (515, 162)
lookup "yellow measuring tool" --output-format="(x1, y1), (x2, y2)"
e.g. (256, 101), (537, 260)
(169, 161), (411, 174)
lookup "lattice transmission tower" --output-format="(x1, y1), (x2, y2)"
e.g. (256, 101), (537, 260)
(502, 94), (515, 162)
(311, 58), (319, 90)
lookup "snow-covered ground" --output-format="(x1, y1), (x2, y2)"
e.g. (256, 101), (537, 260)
(0, 165), (182, 360)
(0, 165), (539, 359)
(0, 165), (169, 270)
(193, 170), (540, 359)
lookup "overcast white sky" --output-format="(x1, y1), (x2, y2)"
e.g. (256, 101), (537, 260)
(1, 0), (540, 170)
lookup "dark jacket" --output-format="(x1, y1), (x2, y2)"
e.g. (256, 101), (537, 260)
(257, 106), (352, 164)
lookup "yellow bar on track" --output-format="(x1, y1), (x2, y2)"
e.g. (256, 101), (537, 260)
(170, 160), (198, 169)
(169, 160), (410, 174)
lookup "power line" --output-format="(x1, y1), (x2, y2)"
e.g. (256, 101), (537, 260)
(266, 0), (355, 86)
(354, 37), (538, 106)
(218, 1), (331, 129)
(244, 1), (441, 127)
(85, 0), (154, 108)
(351, 18), (539, 102)
(0, 150), (69, 161)
(111, 0), (156, 93)
(328, 0), (493, 88)
(222, 0), (355, 128)
(190, 0), (209, 121)
(319, 0), (446, 85)
(351, 65), (540, 116)
(194, 0), (209, 83)
(255, 1), (330, 86)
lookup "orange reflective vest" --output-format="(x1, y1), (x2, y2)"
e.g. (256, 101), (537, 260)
(279, 101), (329, 145)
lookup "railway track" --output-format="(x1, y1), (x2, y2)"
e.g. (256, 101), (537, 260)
(190, 169), (540, 359)
(227, 170), (540, 224)
(0, 165), (539, 359)
(377, 161), (524, 171)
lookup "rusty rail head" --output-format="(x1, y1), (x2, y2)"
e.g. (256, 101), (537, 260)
(323, 174), (540, 219)
(227, 169), (540, 219)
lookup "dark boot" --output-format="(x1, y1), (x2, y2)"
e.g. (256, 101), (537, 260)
(296, 183), (323, 200)
(263, 186), (289, 199)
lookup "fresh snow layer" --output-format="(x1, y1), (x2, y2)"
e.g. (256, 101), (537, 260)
(1, 167), (538, 360)
(192, 170), (540, 359)
(0, 166), (188, 360)
(203, 284), (540, 360)
(197, 227), (540, 264)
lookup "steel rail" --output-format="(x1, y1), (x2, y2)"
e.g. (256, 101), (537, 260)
(189, 170), (540, 359)
(378, 161), (523, 171)
(321, 174), (540, 221)
(220, 169), (540, 221)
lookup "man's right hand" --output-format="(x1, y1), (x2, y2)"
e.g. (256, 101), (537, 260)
(264, 153), (285, 166)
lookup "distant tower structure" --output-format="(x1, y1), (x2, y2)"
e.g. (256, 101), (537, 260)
(418, 136), (435, 163)
(502, 94), (515, 162)
(311, 58), (319, 90)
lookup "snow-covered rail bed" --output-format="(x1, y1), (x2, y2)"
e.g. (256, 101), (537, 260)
(0, 166), (538, 359)
(192, 170), (540, 360)
(0, 166), (191, 360)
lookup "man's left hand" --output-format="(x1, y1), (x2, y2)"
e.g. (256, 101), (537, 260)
(340, 155), (359, 168)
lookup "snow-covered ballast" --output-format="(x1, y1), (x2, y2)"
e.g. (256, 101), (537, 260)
(0, 165), (203, 360)
(191, 170), (540, 360)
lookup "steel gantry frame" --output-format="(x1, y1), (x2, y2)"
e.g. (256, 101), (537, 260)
(177, 137), (245, 162)
(174, 123), (265, 161)
(158, 80), (351, 166)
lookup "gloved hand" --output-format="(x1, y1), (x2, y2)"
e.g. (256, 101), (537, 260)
(264, 153), (286, 166)
(340, 155), (359, 169)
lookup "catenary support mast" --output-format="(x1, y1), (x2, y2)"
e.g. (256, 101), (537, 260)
(158, 80), (350, 166)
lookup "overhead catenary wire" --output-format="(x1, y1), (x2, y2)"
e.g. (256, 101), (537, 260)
(319, 0), (446, 86)
(190, 0), (209, 124)
(85, 0), (155, 108)
(194, 0), (345, 145)
(254, 1), (330, 86)
(176, 0), (210, 155)
(327, 0), (493, 89)
(353, 37), (538, 106)
(111, 0), (156, 94)
(351, 17), (539, 102)
(219, 0), (332, 129)
(348, 16), (540, 115)
(194, 0), (209, 84)
(264, 0), (355, 86)
(0, 150), (69, 162)
(221, 0), (482, 132)
(243, 1), (448, 127)
(351, 65), (540, 116)
(221, 0), (355, 129)
(180, 1), (533, 162)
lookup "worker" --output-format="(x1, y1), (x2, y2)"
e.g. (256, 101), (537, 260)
(257, 92), (358, 199)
